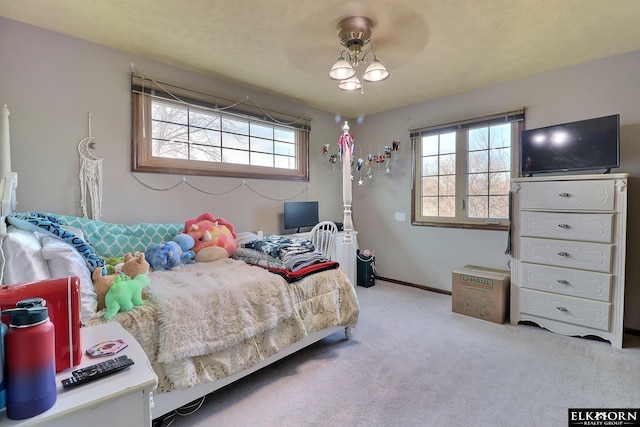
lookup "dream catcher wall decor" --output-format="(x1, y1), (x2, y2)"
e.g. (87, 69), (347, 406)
(77, 113), (103, 220)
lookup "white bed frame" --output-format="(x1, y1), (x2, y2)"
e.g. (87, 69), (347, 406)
(0, 105), (356, 420)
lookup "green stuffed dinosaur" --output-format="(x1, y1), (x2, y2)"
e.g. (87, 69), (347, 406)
(104, 273), (151, 320)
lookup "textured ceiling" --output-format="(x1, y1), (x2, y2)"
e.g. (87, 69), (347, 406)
(2, 0), (640, 118)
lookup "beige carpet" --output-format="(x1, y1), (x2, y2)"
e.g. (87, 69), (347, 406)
(158, 280), (640, 427)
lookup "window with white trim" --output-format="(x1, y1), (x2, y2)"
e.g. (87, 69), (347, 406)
(411, 110), (524, 230)
(131, 74), (310, 181)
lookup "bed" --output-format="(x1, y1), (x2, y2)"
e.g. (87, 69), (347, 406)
(0, 105), (360, 421)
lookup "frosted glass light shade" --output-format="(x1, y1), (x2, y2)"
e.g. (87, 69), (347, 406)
(363, 60), (389, 82)
(338, 76), (362, 91)
(329, 58), (356, 80)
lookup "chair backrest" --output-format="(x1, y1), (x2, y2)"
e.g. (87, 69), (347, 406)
(309, 221), (338, 260)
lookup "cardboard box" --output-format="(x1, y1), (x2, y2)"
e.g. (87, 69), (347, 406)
(452, 265), (510, 324)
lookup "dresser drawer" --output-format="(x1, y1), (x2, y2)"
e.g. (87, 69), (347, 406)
(521, 237), (612, 273)
(520, 262), (612, 302)
(520, 288), (610, 331)
(518, 179), (615, 211)
(520, 211), (613, 243)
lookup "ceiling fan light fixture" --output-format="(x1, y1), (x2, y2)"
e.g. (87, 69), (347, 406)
(329, 16), (389, 92)
(363, 60), (389, 82)
(338, 76), (362, 91)
(329, 58), (356, 80)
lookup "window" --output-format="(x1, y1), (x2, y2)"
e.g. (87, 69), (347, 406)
(411, 110), (524, 230)
(131, 74), (310, 181)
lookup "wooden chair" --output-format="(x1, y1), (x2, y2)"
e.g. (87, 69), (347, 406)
(309, 221), (338, 260)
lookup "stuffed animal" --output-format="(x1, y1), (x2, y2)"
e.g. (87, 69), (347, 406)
(92, 252), (150, 310)
(145, 241), (184, 271)
(183, 213), (237, 261)
(173, 233), (196, 265)
(103, 274), (151, 320)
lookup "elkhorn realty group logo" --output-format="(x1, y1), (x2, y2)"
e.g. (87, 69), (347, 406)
(569, 409), (640, 426)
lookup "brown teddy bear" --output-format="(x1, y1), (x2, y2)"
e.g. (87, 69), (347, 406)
(92, 252), (150, 310)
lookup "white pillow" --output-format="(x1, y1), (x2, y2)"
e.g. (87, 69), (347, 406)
(0, 226), (52, 285)
(40, 235), (97, 322)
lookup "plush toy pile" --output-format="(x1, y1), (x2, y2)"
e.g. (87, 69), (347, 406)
(92, 252), (150, 310)
(183, 213), (237, 262)
(103, 273), (151, 320)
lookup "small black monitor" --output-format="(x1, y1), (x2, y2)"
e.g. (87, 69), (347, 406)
(284, 201), (319, 233)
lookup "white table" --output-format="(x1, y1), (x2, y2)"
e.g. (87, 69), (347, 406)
(0, 322), (158, 426)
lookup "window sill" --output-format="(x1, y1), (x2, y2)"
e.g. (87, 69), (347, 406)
(411, 221), (508, 231)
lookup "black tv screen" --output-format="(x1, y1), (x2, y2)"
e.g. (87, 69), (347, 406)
(284, 201), (319, 232)
(521, 114), (620, 176)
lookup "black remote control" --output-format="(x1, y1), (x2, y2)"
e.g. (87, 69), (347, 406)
(61, 355), (135, 389)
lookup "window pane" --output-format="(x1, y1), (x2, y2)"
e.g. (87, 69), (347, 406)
(439, 196), (456, 217)
(222, 148), (249, 165)
(468, 173), (488, 195)
(251, 137), (274, 153)
(489, 147), (510, 172)
(489, 195), (509, 218)
(422, 135), (439, 156)
(489, 172), (511, 194)
(274, 127), (295, 143)
(422, 156), (439, 176)
(422, 197), (438, 216)
(422, 176), (438, 197)
(439, 154), (456, 174)
(153, 122), (188, 142)
(274, 155), (295, 169)
(439, 175), (455, 196)
(222, 117), (249, 134)
(190, 128), (220, 146)
(468, 150), (488, 173)
(222, 133), (249, 150)
(275, 141), (295, 156)
(490, 123), (511, 148)
(191, 144), (221, 162)
(440, 132), (456, 153)
(251, 122), (273, 139)
(152, 102), (188, 124)
(152, 140), (188, 159)
(469, 127), (488, 151)
(190, 111), (219, 129)
(251, 152), (273, 167)
(468, 196), (488, 218)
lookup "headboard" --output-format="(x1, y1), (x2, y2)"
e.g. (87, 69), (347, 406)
(0, 104), (18, 234)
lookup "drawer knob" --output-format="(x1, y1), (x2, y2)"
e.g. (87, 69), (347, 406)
(558, 223), (571, 229)
(556, 306), (569, 313)
(557, 251), (570, 257)
(558, 192), (571, 198)
(557, 279), (570, 285)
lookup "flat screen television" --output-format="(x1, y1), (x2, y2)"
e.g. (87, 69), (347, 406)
(284, 201), (319, 233)
(520, 114), (620, 176)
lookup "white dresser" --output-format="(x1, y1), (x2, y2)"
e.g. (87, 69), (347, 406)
(510, 173), (628, 348)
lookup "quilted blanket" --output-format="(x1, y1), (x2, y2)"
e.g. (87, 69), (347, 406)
(148, 258), (293, 363)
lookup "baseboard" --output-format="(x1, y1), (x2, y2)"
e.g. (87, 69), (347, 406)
(376, 276), (640, 337)
(375, 276), (451, 295)
(625, 327), (640, 336)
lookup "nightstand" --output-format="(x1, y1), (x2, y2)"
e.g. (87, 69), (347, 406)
(0, 322), (158, 426)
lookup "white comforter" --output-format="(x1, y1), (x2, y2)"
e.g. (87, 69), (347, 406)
(86, 258), (359, 392)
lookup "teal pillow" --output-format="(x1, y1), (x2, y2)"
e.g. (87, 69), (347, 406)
(48, 214), (183, 258)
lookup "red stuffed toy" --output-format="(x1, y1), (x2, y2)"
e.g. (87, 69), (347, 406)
(183, 213), (237, 261)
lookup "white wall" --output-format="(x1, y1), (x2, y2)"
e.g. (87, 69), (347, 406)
(352, 50), (640, 329)
(0, 17), (345, 233)
(2, 17), (640, 330)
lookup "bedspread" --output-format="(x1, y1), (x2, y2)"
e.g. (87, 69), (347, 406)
(86, 258), (359, 393)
